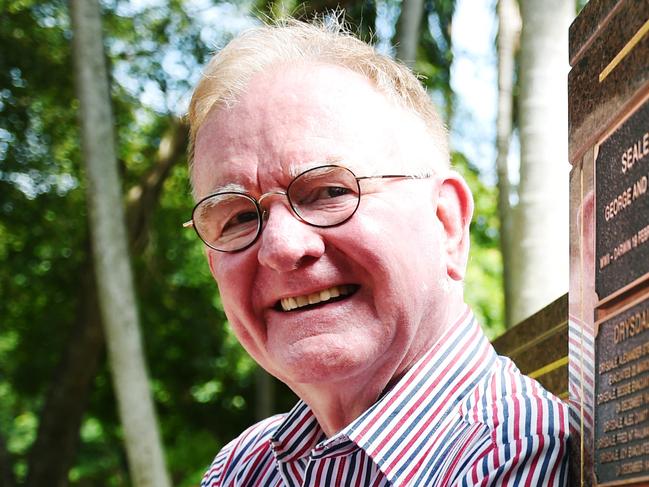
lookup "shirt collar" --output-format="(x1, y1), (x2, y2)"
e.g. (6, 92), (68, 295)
(270, 401), (325, 462)
(270, 307), (498, 483)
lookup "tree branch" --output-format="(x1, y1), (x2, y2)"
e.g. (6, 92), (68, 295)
(127, 116), (188, 252)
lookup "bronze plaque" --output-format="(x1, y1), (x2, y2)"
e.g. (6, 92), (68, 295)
(595, 99), (649, 299)
(595, 296), (649, 484)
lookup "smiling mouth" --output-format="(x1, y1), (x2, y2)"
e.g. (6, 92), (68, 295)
(277, 285), (358, 312)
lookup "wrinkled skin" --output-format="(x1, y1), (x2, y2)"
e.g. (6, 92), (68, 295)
(192, 62), (473, 435)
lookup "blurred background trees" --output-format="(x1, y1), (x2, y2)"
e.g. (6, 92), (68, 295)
(0, 0), (581, 484)
(509, 0), (573, 325)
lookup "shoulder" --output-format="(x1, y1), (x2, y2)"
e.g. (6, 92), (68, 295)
(456, 355), (569, 486)
(462, 355), (568, 436)
(201, 414), (286, 487)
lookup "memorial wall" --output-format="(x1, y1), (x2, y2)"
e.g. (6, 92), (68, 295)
(569, 0), (649, 484)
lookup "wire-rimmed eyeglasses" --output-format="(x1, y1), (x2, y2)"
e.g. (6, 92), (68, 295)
(183, 165), (428, 252)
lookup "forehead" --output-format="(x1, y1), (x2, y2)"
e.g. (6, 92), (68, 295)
(191, 63), (426, 197)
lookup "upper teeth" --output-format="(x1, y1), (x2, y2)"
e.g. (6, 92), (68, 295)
(280, 285), (353, 311)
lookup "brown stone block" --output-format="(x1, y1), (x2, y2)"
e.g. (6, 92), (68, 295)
(534, 364), (569, 399)
(570, 0), (623, 65)
(493, 294), (568, 355)
(568, 0), (648, 163)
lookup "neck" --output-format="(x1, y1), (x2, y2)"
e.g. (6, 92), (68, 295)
(292, 369), (394, 437)
(286, 295), (468, 437)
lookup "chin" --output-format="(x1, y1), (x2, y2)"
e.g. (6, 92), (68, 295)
(275, 346), (370, 386)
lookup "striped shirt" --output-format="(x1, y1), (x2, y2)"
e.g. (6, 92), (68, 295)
(202, 308), (569, 486)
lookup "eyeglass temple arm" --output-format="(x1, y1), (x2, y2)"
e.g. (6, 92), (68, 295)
(356, 174), (418, 181)
(182, 220), (194, 228)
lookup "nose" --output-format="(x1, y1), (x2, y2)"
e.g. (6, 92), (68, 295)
(257, 201), (325, 272)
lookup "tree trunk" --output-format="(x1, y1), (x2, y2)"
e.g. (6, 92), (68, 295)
(69, 1), (171, 486)
(511, 0), (573, 325)
(495, 0), (520, 328)
(394, 0), (425, 68)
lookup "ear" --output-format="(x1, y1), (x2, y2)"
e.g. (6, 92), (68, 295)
(436, 172), (474, 281)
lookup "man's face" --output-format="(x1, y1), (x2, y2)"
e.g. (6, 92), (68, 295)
(192, 63), (470, 391)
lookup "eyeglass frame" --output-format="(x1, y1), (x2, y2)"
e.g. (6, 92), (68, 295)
(183, 164), (430, 253)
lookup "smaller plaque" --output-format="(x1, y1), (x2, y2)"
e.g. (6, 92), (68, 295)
(595, 296), (649, 485)
(595, 99), (649, 299)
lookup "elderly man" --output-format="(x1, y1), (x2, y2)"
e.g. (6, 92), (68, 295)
(186, 20), (568, 487)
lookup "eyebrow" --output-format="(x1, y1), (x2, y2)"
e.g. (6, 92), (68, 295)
(206, 158), (346, 195)
(208, 181), (248, 194)
(287, 158), (344, 178)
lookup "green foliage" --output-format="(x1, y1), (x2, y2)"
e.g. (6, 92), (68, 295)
(415, 0), (456, 118)
(1, 3), (85, 483)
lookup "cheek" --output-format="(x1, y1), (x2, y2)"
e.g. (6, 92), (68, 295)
(208, 252), (270, 358)
(208, 251), (257, 316)
(354, 207), (446, 305)
(351, 201), (441, 268)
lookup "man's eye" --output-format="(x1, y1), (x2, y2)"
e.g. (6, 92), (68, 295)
(316, 186), (352, 199)
(290, 182), (357, 207)
(222, 211), (258, 232)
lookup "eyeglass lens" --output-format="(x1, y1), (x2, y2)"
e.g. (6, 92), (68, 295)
(193, 193), (261, 251)
(192, 166), (361, 252)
